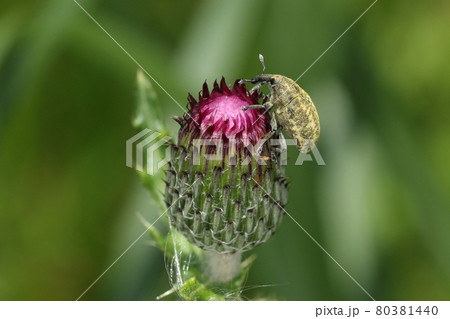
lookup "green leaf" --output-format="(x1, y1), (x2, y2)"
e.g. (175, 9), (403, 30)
(133, 70), (173, 211)
(134, 69), (168, 133)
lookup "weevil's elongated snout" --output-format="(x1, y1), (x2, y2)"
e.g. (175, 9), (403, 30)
(238, 74), (274, 85)
(250, 74), (274, 84)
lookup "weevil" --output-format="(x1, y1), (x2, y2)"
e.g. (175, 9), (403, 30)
(240, 54), (320, 153)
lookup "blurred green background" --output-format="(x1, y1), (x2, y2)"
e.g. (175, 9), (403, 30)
(1, 0), (449, 300)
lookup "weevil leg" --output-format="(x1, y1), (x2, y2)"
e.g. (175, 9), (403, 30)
(256, 130), (275, 156)
(277, 131), (287, 153)
(269, 113), (278, 132)
(242, 104), (264, 111)
(260, 92), (268, 100)
(238, 78), (251, 85)
(255, 112), (278, 155)
(242, 101), (273, 112)
(249, 81), (267, 94)
(239, 78), (267, 94)
(270, 131), (287, 163)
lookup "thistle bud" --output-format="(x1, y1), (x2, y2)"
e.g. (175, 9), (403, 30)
(165, 78), (288, 253)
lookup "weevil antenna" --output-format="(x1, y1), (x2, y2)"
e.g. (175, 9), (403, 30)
(258, 54), (266, 74)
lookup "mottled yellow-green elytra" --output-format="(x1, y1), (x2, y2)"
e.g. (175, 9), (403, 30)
(241, 55), (320, 153)
(259, 74), (320, 152)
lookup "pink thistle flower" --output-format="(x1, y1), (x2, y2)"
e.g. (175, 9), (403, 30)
(178, 77), (268, 159)
(166, 78), (288, 254)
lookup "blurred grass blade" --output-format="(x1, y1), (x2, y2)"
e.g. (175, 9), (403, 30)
(172, 0), (263, 89)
